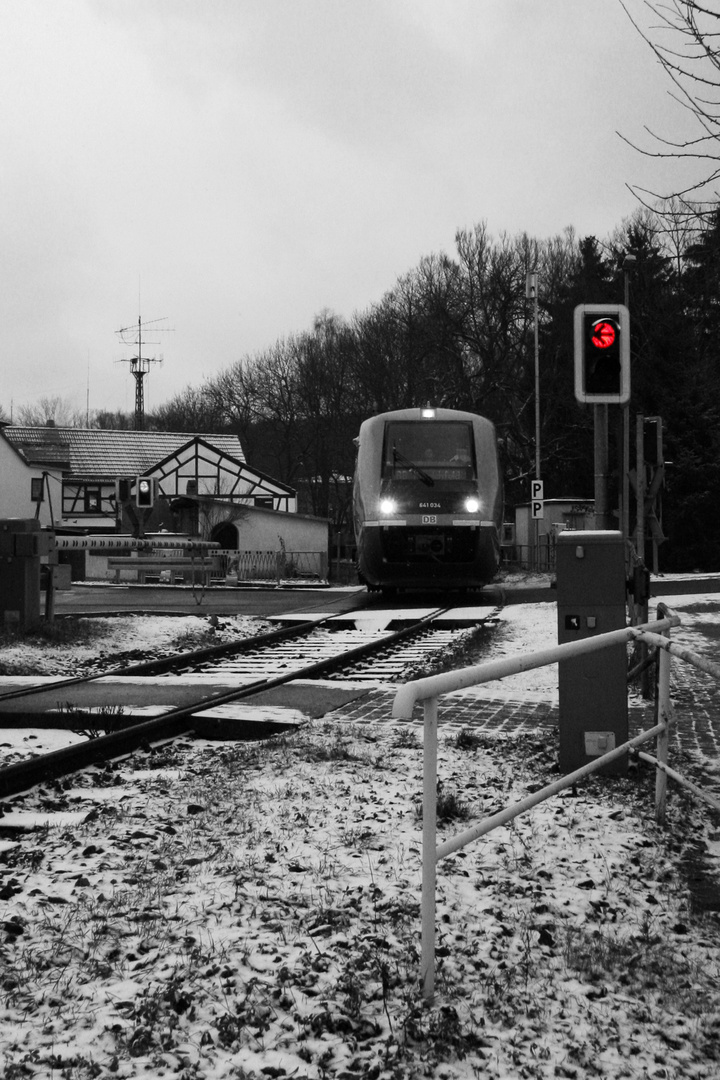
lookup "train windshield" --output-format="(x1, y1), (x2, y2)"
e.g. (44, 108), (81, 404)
(382, 421), (476, 480)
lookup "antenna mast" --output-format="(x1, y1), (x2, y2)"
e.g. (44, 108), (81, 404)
(116, 315), (173, 430)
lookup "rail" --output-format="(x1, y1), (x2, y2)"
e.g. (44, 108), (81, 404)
(0, 607), (444, 797)
(390, 607), (720, 1002)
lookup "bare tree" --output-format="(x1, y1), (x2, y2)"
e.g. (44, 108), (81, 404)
(607, 199), (704, 277)
(14, 395), (86, 427)
(620, 1), (720, 206)
(151, 384), (225, 434)
(93, 409), (135, 430)
(655, 195), (704, 271)
(205, 360), (260, 434)
(453, 223), (534, 423)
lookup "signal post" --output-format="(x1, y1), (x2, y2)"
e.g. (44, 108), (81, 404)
(558, 305), (633, 768)
(574, 304), (630, 531)
(115, 475), (157, 538)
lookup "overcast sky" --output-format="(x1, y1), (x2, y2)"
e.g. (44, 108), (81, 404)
(0, 0), (702, 421)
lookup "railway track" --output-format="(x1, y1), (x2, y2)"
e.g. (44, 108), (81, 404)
(156, 620), (471, 683)
(0, 604), (500, 799)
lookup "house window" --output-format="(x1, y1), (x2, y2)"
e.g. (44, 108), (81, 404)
(31, 478), (44, 503)
(186, 479), (198, 495)
(84, 486), (102, 513)
(255, 496), (274, 509)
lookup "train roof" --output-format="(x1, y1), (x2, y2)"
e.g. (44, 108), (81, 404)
(358, 407), (495, 430)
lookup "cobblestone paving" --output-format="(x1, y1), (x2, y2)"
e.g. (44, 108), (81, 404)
(336, 688), (559, 733)
(335, 686), (650, 737)
(332, 668), (720, 807)
(670, 668), (720, 758)
(666, 661), (720, 809)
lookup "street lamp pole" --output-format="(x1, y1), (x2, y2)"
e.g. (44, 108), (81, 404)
(526, 271), (540, 568)
(534, 281), (541, 484)
(525, 271), (541, 478)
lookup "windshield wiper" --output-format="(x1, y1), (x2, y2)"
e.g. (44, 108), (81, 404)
(393, 447), (434, 487)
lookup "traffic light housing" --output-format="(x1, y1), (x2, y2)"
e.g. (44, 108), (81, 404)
(574, 304), (630, 404)
(643, 416), (663, 466)
(135, 476), (155, 508)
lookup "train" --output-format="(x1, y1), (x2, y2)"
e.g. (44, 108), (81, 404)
(352, 407), (503, 592)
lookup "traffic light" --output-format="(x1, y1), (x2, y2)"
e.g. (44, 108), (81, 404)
(643, 416), (663, 466)
(135, 476), (155, 508)
(574, 303), (630, 404)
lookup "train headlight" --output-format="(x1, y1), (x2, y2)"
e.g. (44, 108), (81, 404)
(464, 496), (480, 513)
(379, 497), (397, 515)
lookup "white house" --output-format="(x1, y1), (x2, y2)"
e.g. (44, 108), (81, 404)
(0, 423), (329, 578)
(0, 425), (65, 527)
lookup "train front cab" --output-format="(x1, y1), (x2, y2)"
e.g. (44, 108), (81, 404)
(354, 409), (501, 591)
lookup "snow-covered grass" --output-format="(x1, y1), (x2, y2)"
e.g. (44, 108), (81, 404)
(1, 723), (719, 1079)
(0, 614), (272, 677)
(1, 593), (719, 1078)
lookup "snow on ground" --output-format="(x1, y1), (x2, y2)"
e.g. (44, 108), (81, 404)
(0, 614), (272, 677)
(462, 601), (560, 699)
(0, 591), (719, 1078)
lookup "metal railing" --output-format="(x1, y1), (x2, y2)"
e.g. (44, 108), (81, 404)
(501, 540), (556, 572)
(218, 549), (327, 582)
(391, 607), (720, 1002)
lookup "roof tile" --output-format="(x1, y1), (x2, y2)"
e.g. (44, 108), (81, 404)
(2, 427), (247, 478)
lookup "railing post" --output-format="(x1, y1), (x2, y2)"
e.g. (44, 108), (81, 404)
(655, 636), (671, 825)
(421, 696), (438, 1002)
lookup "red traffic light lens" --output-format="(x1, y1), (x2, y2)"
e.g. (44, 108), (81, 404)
(591, 320), (616, 349)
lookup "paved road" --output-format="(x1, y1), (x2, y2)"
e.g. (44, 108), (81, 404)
(52, 583), (509, 618)
(54, 584), (367, 618)
(52, 573), (720, 619)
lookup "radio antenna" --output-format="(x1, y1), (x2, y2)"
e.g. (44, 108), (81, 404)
(116, 315), (173, 430)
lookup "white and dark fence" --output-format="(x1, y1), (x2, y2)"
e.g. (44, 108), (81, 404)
(219, 549), (328, 582)
(501, 540), (556, 573)
(392, 604), (720, 1001)
(53, 537), (328, 585)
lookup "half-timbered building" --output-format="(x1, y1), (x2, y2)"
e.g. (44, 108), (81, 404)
(0, 424), (296, 526)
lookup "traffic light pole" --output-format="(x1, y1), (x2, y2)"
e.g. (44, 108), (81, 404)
(622, 260), (635, 552)
(635, 415), (650, 696)
(593, 404), (612, 529)
(574, 304), (630, 533)
(622, 406), (630, 543)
